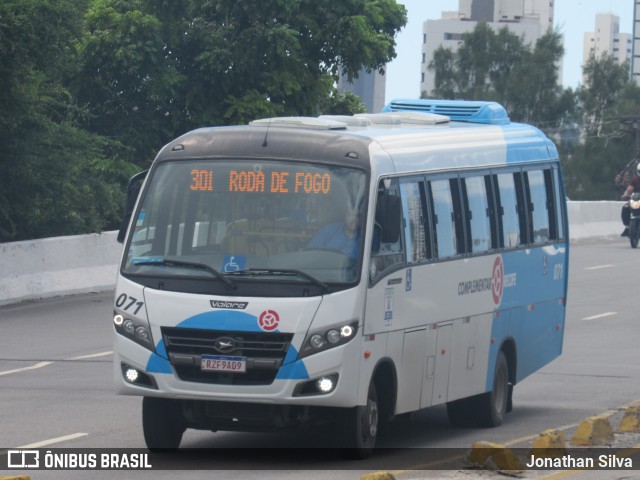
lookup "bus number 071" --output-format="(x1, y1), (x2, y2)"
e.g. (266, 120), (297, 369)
(115, 293), (144, 315)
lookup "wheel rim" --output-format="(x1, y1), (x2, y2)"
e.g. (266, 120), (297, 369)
(361, 395), (379, 441)
(368, 398), (379, 438)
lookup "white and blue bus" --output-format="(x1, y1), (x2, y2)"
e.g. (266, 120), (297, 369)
(113, 99), (568, 457)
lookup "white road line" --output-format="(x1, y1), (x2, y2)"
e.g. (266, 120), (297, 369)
(66, 351), (113, 361)
(19, 432), (88, 449)
(0, 351), (112, 377)
(585, 264), (614, 270)
(582, 312), (617, 321)
(0, 361), (54, 377)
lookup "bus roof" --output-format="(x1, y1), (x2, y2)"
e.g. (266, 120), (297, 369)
(157, 100), (557, 173)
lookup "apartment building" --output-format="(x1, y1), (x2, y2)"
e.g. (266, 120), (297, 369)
(583, 13), (631, 77)
(421, 0), (553, 96)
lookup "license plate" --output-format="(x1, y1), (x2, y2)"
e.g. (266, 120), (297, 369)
(201, 355), (246, 373)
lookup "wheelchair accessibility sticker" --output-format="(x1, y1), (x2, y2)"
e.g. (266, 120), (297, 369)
(222, 255), (246, 272)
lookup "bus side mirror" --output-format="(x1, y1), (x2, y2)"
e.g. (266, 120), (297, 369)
(376, 195), (401, 244)
(117, 170), (148, 244)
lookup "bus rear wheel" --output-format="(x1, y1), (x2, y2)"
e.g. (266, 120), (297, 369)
(475, 351), (509, 427)
(142, 397), (186, 451)
(447, 351), (509, 428)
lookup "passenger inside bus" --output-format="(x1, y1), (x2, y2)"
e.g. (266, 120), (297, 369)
(307, 206), (361, 259)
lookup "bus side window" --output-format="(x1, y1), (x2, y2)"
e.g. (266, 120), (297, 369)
(525, 169), (551, 244)
(461, 175), (493, 254)
(552, 167), (566, 240)
(370, 179), (404, 282)
(428, 178), (464, 259)
(400, 179), (431, 263)
(494, 172), (522, 249)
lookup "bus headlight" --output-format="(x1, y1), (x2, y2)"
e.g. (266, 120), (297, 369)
(113, 312), (155, 351)
(298, 321), (358, 359)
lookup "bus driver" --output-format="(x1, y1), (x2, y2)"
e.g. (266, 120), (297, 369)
(307, 207), (360, 259)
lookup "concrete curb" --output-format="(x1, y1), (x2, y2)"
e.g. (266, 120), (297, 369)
(571, 415), (615, 446)
(619, 407), (640, 432)
(360, 472), (396, 480)
(529, 429), (567, 457)
(466, 441), (525, 471)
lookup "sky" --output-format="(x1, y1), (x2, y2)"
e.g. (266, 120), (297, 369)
(384, 0), (635, 103)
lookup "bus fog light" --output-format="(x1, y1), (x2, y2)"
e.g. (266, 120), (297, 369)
(122, 319), (136, 335)
(293, 373), (339, 396)
(120, 363), (158, 389)
(125, 368), (139, 383)
(316, 376), (335, 393)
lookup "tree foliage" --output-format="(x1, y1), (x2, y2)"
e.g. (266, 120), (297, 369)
(0, 0), (406, 242)
(75, 0), (407, 164)
(562, 55), (640, 200)
(428, 23), (569, 125)
(0, 0), (137, 241)
(427, 23), (640, 201)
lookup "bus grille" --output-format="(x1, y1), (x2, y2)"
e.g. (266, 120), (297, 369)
(161, 327), (293, 386)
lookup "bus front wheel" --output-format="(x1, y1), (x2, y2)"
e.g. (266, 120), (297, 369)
(340, 381), (379, 459)
(142, 397), (186, 451)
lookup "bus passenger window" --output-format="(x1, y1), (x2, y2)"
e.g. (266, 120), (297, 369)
(526, 170), (551, 244)
(400, 180), (430, 262)
(552, 168), (566, 240)
(429, 179), (463, 259)
(462, 176), (492, 254)
(495, 173), (521, 248)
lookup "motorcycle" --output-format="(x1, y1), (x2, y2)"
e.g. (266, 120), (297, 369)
(628, 192), (640, 248)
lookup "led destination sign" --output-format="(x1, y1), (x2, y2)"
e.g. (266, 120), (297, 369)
(189, 169), (332, 194)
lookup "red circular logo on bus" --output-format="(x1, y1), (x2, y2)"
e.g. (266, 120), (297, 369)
(492, 256), (504, 306)
(258, 310), (280, 331)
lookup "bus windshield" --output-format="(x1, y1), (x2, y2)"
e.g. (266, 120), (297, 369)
(123, 159), (368, 288)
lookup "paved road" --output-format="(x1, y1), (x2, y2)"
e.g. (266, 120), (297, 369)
(2, 238), (640, 479)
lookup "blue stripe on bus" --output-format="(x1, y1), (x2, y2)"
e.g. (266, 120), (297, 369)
(275, 359), (309, 380)
(176, 310), (273, 333)
(146, 351), (173, 373)
(486, 250), (566, 391)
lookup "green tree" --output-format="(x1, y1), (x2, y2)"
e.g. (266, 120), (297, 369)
(75, 0), (407, 165)
(506, 29), (566, 124)
(562, 54), (639, 200)
(0, 0), (136, 242)
(427, 24), (572, 128)
(579, 53), (630, 135)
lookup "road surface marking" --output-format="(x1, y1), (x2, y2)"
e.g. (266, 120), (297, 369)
(19, 433), (88, 449)
(585, 264), (614, 270)
(66, 351), (113, 360)
(0, 361), (53, 377)
(0, 351), (112, 376)
(582, 312), (617, 321)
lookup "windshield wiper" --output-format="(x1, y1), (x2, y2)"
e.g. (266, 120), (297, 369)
(132, 258), (236, 290)
(229, 268), (329, 292)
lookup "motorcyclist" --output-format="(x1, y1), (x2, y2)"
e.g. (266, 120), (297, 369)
(620, 163), (640, 237)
